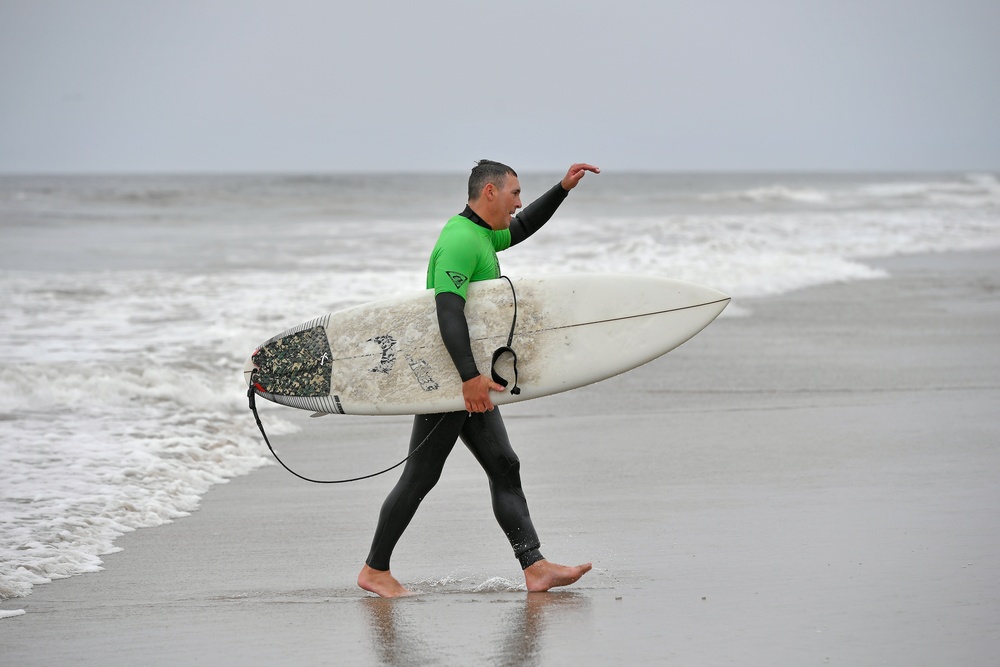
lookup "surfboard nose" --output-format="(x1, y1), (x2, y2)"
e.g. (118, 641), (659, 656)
(687, 282), (730, 304)
(684, 282), (731, 317)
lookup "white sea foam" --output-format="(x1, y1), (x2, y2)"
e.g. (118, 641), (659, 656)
(415, 574), (525, 593)
(707, 184), (832, 205)
(698, 172), (1000, 210)
(506, 205), (1000, 300)
(1, 172), (998, 611)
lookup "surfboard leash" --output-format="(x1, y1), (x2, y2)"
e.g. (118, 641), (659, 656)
(490, 275), (521, 396)
(246, 376), (447, 484)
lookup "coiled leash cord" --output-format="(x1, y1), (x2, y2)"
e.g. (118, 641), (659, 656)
(490, 275), (521, 395)
(247, 379), (447, 484)
(248, 275), (521, 484)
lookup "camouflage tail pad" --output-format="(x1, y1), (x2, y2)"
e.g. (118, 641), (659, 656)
(252, 326), (332, 397)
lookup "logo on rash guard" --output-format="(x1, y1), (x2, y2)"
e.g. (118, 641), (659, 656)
(446, 271), (469, 290)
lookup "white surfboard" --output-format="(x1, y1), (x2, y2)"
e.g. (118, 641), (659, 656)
(244, 273), (729, 415)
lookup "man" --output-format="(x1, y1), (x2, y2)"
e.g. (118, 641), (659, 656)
(358, 160), (601, 597)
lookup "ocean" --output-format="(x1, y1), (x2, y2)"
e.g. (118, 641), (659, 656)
(1, 171), (999, 612)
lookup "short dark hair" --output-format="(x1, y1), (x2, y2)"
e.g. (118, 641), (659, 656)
(468, 159), (517, 200)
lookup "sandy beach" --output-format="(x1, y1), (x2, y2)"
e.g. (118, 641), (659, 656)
(2, 248), (998, 666)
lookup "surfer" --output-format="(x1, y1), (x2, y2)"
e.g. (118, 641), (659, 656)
(358, 161), (600, 597)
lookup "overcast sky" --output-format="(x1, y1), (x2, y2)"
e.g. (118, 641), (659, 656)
(1, 0), (997, 173)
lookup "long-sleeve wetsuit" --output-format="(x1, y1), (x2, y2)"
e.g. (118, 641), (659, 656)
(365, 182), (569, 572)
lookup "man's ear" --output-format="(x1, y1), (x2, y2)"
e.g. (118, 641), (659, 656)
(483, 182), (496, 201)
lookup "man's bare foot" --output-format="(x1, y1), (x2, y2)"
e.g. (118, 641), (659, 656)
(523, 559), (592, 592)
(358, 564), (414, 598)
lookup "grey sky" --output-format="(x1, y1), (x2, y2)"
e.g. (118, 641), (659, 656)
(1, 0), (998, 173)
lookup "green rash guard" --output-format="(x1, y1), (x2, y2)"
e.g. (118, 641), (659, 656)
(427, 183), (569, 382)
(426, 215), (511, 298)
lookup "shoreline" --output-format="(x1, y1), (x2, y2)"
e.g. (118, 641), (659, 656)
(2, 248), (998, 665)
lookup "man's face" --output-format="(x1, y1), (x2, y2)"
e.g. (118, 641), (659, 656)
(492, 175), (522, 230)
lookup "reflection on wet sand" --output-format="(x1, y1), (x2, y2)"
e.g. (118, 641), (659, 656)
(494, 592), (590, 667)
(360, 596), (427, 666)
(360, 591), (591, 666)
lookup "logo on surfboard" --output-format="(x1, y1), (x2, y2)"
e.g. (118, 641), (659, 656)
(367, 335), (398, 374)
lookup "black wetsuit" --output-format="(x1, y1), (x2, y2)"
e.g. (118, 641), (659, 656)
(365, 183), (570, 571)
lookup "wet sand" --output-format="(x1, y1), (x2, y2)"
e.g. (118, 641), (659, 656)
(2, 249), (999, 665)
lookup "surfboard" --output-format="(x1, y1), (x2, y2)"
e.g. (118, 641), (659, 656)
(244, 273), (729, 415)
